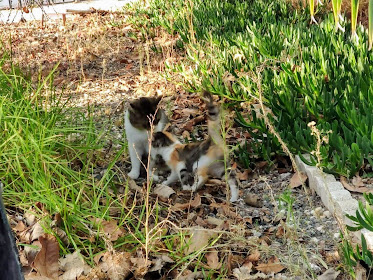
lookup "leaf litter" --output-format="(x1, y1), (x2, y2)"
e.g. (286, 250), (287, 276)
(0, 9), (351, 280)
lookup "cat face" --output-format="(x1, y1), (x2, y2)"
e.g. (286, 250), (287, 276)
(128, 96), (162, 130)
(152, 131), (175, 148)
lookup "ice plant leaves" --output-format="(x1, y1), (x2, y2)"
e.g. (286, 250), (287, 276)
(32, 234), (59, 279)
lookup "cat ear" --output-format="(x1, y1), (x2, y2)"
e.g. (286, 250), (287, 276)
(155, 95), (162, 104)
(129, 102), (137, 110)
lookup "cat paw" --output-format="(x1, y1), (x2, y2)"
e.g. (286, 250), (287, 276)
(182, 185), (192, 191)
(229, 195), (239, 203)
(128, 170), (140, 180)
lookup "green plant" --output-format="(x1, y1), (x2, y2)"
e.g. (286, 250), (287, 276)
(332, 0), (344, 31)
(342, 193), (373, 278)
(369, 0), (373, 50)
(351, 0), (360, 41)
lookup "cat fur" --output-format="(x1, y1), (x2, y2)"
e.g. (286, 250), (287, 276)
(125, 96), (168, 180)
(151, 92), (239, 202)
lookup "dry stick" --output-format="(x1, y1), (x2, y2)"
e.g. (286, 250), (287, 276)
(240, 66), (311, 203)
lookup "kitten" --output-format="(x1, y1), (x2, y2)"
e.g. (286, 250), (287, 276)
(151, 92), (239, 202)
(125, 96), (168, 180)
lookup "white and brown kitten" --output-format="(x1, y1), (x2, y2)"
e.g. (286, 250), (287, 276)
(125, 96), (168, 180)
(151, 92), (239, 202)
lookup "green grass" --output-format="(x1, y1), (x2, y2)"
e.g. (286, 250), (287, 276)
(128, 0), (373, 178)
(0, 53), (152, 263)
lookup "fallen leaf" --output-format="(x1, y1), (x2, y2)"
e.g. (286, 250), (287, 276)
(93, 218), (124, 241)
(173, 194), (201, 211)
(206, 251), (221, 269)
(31, 222), (45, 242)
(185, 227), (215, 254)
(247, 250), (260, 262)
(99, 252), (131, 280)
(13, 221), (26, 232)
(149, 255), (174, 272)
(243, 193), (262, 208)
(59, 251), (91, 280)
(255, 256), (285, 274)
(130, 257), (151, 277)
(340, 176), (373, 194)
(232, 262), (253, 280)
(317, 268), (340, 280)
(32, 234), (59, 279)
(325, 251), (340, 263)
(182, 115), (205, 131)
(237, 169), (250, 181)
(352, 175), (364, 187)
(289, 172), (308, 188)
(153, 184), (176, 200)
(205, 217), (225, 227)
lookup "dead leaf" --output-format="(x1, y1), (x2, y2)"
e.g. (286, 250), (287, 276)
(172, 194), (201, 211)
(237, 169), (250, 181)
(352, 175), (364, 187)
(247, 250), (260, 262)
(59, 251), (91, 280)
(31, 222), (45, 242)
(243, 193), (262, 208)
(205, 217), (225, 227)
(32, 234), (59, 279)
(153, 184), (176, 200)
(255, 256), (285, 274)
(206, 251), (221, 269)
(178, 271), (204, 280)
(128, 178), (143, 192)
(130, 257), (151, 277)
(289, 172), (308, 188)
(275, 225), (285, 238)
(325, 251), (340, 263)
(317, 268), (340, 280)
(99, 252), (131, 280)
(93, 218), (124, 241)
(182, 115), (205, 131)
(13, 221), (26, 232)
(185, 227), (215, 254)
(340, 176), (373, 194)
(232, 262), (253, 280)
(149, 255), (174, 272)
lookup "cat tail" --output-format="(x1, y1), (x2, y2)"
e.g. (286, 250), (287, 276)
(202, 91), (223, 146)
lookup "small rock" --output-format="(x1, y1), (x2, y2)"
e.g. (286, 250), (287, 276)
(310, 237), (319, 243)
(314, 207), (323, 217)
(323, 210), (331, 218)
(333, 232), (340, 239)
(310, 263), (321, 273)
(316, 226), (324, 233)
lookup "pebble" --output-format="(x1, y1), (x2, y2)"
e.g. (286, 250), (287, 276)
(310, 237), (319, 243)
(323, 210), (331, 218)
(333, 232), (340, 239)
(316, 226), (324, 233)
(310, 263), (321, 273)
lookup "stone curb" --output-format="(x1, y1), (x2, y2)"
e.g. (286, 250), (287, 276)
(295, 155), (373, 249)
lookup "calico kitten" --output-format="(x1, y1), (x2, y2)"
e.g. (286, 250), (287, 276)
(125, 96), (168, 180)
(151, 92), (239, 202)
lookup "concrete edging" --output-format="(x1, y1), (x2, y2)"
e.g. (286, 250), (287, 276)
(295, 154), (373, 248)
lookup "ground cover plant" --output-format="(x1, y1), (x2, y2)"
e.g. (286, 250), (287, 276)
(129, 0), (373, 179)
